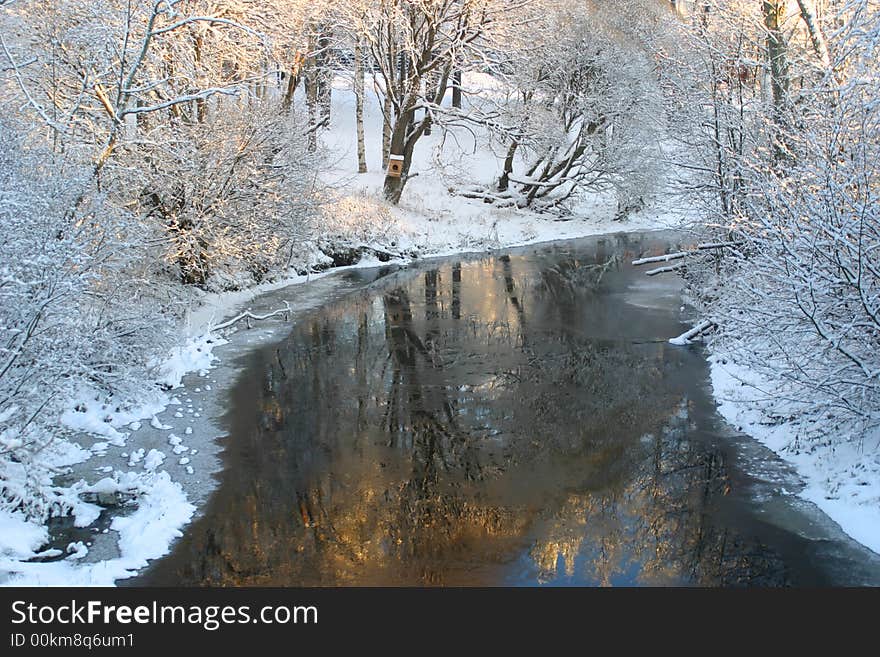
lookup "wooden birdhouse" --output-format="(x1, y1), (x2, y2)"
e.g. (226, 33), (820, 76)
(387, 154), (404, 178)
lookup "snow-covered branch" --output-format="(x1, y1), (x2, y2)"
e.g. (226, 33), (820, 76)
(211, 302), (292, 331)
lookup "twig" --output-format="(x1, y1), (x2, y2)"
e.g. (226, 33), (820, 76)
(697, 241), (743, 250)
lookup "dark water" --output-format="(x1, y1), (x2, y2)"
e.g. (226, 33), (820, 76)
(136, 231), (880, 586)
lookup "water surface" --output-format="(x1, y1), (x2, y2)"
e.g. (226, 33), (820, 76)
(137, 232), (880, 586)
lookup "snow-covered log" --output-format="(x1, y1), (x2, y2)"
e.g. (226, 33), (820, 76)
(645, 263), (685, 277)
(668, 320), (715, 346)
(632, 251), (689, 266)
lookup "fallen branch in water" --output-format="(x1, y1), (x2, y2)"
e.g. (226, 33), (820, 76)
(669, 319), (715, 345)
(645, 263), (686, 276)
(632, 242), (743, 271)
(212, 301), (291, 331)
(632, 251), (689, 266)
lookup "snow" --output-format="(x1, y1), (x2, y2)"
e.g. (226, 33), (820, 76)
(60, 389), (168, 445)
(111, 473), (194, 573)
(0, 510), (48, 558)
(710, 354), (880, 555)
(142, 449), (165, 472)
(59, 408), (125, 442)
(85, 477), (132, 495)
(149, 416), (171, 431)
(70, 500), (101, 528)
(1, 471), (194, 586)
(169, 435), (188, 455)
(66, 541), (88, 560)
(127, 448), (144, 467)
(154, 333), (227, 389)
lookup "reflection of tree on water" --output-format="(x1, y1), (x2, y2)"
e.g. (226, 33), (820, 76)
(380, 284), (495, 575)
(528, 402), (787, 586)
(140, 235), (789, 586)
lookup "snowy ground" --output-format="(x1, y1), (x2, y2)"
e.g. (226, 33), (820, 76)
(315, 72), (687, 258)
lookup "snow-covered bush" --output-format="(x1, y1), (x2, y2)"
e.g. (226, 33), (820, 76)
(317, 192), (402, 246)
(0, 0), (325, 528)
(0, 119), (175, 520)
(122, 105), (320, 289)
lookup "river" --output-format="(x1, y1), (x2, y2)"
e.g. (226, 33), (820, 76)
(134, 231), (880, 586)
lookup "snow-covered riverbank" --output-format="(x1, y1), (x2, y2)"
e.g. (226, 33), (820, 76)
(708, 355), (880, 556)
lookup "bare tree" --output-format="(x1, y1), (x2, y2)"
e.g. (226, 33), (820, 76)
(357, 0), (527, 204)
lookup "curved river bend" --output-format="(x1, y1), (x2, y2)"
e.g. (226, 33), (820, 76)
(136, 231), (880, 586)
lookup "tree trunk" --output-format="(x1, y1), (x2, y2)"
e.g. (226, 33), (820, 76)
(381, 63), (453, 204)
(193, 33), (207, 123)
(452, 69), (462, 109)
(382, 110), (412, 204)
(497, 140), (518, 192)
(423, 72), (435, 136)
(795, 0), (832, 72)
(316, 31), (332, 126)
(354, 37), (367, 173)
(280, 52), (304, 114)
(305, 36), (318, 152)
(762, 1), (790, 127)
(382, 92), (392, 169)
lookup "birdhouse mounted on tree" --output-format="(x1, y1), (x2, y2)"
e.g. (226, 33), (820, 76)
(387, 154), (404, 178)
